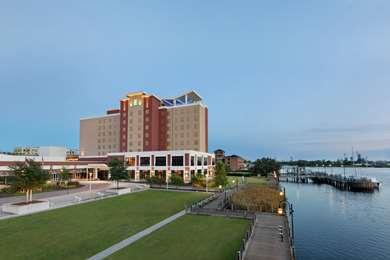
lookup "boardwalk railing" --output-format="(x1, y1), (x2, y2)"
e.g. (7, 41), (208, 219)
(236, 215), (256, 260)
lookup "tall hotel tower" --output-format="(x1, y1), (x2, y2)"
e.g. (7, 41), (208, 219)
(80, 91), (208, 156)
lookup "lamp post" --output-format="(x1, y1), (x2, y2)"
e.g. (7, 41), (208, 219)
(206, 174), (208, 193)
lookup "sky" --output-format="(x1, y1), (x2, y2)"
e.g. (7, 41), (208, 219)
(1, 0), (390, 160)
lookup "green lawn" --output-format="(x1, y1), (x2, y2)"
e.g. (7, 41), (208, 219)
(246, 176), (268, 186)
(228, 176), (268, 186)
(0, 190), (207, 260)
(109, 215), (250, 260)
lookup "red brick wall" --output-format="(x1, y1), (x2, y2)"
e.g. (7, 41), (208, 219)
(185, 153), (190, 166)
(158, 108), (168, 150)
(120, 100), (129, 152)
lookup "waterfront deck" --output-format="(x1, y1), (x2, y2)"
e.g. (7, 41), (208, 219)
(244, 213), (293, 260)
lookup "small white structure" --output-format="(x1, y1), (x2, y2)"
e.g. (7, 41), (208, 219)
(107, 187), (132, 195)
(2, 200), (50, 215)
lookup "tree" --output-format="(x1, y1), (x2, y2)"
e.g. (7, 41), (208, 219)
(59, 167), (71, 187)
(251, 158), (281, 177)
(10, 159), (50, 203)
(108, 159), (128, 189)
(214, 162), (228, 187)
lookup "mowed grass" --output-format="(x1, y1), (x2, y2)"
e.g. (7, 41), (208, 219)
(246, 176), (268, 186)
(228, 176), (268, 186)
(109, 215), (250, 260)
(0, 190), (207, 260)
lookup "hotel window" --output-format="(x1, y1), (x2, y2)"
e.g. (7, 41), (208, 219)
(197, 157), (202, 166)
(191, 156), (195, 166)
(133, 99), (137, 106)
(155, 156), (166, 166)
(140, 157), (150, 166)
(127, 157), (136, 166)
(203, 157), (208, 166)
(172, 156), (184, 166)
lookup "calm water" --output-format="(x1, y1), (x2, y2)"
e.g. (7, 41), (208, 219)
(282, 167), (390, 260)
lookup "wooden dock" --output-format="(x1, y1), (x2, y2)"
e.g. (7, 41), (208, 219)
(280, 170), (380, 192)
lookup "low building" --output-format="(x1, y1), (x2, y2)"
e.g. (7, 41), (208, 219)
(225, 155), (247, 172)
(38, 147), (67, 158)
(214, 149), (226, 164)
(13, 146), (39, 156)
(213, 149), (247, 172)
(13, 146), (68, 158)
(0, 150), (215, 184)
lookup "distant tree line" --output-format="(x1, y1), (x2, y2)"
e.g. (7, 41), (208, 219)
(281, 159), (390, 168)
(250, 158), (281, 177)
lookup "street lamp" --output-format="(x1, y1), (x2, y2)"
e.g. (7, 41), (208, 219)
(206, 174), (208, 193)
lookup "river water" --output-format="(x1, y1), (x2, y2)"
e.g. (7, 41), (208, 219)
(282, 167), (390, 260)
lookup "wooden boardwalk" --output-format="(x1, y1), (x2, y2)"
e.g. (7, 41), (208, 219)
(244, 213), (293, 260)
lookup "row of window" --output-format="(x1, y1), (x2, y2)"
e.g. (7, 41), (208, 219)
(125, 156), (214, 167)
(98, 118), (118, 124)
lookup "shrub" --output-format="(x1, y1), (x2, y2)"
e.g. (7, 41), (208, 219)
(147, 176), (164, 185)
(231, 185), (284, 213)
(191, 173), (205, 187)
(170, 175), (184, 186)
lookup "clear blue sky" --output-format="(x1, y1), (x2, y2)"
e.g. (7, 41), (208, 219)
(1, 0), (390, 160)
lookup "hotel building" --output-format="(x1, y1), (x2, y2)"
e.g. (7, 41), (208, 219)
(80, 91), (208, 156)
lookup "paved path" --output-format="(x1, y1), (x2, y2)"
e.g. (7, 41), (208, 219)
(0, 182), (148, 218)
(87, 210), (186, 260)
(0, 181), (111, 206)
(244, 214), (292, 260)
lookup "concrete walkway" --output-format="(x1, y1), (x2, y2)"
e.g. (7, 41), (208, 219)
(0, 181), (111, 206)
(0, 182), (148, 218)
(244, 214), (292, 260)
(87, 210), (186, 260)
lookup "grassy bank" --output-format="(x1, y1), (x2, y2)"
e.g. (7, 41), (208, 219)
(109, 215), (250, 260)
(0, 190), (207, 259)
